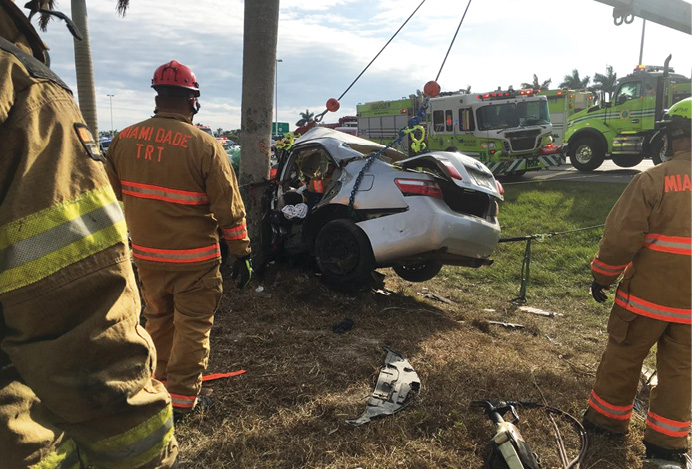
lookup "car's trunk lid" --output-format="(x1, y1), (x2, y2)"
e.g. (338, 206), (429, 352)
(397, 151), (502, 200)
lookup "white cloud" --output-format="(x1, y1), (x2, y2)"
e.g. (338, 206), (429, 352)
(35, 0), (691, 133)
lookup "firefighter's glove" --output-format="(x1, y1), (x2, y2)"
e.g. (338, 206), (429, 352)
(232, 255), (253, 289)
(590, 280), (610, 303)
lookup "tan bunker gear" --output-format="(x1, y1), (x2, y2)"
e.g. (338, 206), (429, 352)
(0, 2), (178, 467)
(106, 109), (250, 413)
(584, 149), (691, 452)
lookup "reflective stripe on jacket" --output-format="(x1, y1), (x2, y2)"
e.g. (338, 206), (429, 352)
(105, 113), (250, 270)
(1, 25), (177, 467)
(0, 186), (127, 294)
(591, 150), (691, 324)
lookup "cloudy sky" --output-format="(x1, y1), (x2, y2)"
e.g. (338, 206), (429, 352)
(37, 0), (691, 135)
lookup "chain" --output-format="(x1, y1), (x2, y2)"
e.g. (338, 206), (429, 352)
(347, 100), (429, 217)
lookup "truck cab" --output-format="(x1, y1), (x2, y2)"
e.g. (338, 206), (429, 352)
(564, 58), (691, 171)
(426, 90), (561, 176)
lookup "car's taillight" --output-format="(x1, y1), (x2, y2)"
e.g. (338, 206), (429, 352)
(395, 178), (443, 199)
(270, 167), (278, 180)
(495, 180), (504, 196)
(440, 160), (462, 180)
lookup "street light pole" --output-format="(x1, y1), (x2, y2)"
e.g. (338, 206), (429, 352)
(107, 94), (115, 136)
(275, 59), (282, 137)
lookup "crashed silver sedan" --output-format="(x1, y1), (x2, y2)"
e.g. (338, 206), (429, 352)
(266, 127), (503, 285)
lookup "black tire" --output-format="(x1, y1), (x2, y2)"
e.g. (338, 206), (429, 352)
(315, 219), (374, 285)
(568, 136), (605, 171)
(650, 136), (669, 165)
(393, 262), (443, 282)
(612, 154), (644, 168)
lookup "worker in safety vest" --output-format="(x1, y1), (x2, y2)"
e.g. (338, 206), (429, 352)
(105, 60), (252, 419)
(584, 97), (691, 468)
(0, 1), (178, 467)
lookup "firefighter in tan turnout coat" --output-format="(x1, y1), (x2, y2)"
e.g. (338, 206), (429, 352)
(106, 60), (252, 417)
(584, 98), (692, 467)
(0, 1), (178, 467)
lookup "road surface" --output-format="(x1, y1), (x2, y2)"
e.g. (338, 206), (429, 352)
(502, 158), (656, 185)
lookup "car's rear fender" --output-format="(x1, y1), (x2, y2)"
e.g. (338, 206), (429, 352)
(357, 196), (500, 265)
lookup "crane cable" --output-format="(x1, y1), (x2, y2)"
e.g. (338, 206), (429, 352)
(435, 0), (472, 82)
(314, 0), (427, 122)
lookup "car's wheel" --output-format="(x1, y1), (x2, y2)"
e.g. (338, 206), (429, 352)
(650, 136), (669, 165)
(569, 136), (605, 171)
(393, 262), (443, 282)
(315, 219), (374, 285)
(612, 154), (644, 167)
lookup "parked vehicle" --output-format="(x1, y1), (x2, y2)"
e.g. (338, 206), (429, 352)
(564, 56), (691, 171)
(357, 89), (562, 177)
(265, 127), (503, 285)
(99, 137), (112, 154)
(542, 89), (595, 145)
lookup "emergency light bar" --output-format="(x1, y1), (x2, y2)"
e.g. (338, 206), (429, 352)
(476, 89), (539, 100)
(634, 64), (673, 73)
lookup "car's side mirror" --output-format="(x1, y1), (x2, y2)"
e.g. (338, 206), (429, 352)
(617, 95), (628, 105)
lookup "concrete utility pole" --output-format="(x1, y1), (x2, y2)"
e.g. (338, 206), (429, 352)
(240, 0), (280, 261)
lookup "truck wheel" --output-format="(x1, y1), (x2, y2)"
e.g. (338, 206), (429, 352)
(569, 136), (605, 171)
(650, 136), (669, 165)
(315, 219), (375, 285)
(393, 262), (443, 282)
(612, 154), (644, 168)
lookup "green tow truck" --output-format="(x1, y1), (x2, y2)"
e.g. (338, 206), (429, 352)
(564, 56), (691, 171)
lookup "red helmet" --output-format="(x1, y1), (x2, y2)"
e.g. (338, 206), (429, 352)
(151, 60), (200, 96)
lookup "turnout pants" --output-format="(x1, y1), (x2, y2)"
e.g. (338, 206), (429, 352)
(137, 263), (223, 413)
(584, 305), (691, 451)
(0, 258), (178, 468)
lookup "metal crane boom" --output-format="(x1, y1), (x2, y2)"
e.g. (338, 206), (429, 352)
(594, 0), (691, 34)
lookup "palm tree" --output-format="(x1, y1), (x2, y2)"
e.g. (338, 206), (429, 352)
(591, 65), (618, 101)
(521, 74), (552, 90)
(559, 69), (590, 89)
(295, 109), (314, 127)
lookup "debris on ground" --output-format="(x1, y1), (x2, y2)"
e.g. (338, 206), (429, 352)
(346, 347), (421, 426)
(332, 318), (355, 334)
(488, 320), (525, 329)
(519, 305), (563, 317)
(418, 292), (454, 304)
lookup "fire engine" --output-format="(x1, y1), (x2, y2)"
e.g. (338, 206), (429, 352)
(357, 88), (562, 176)
(542, 89), (595, 145)
(564, 56), (691, 171)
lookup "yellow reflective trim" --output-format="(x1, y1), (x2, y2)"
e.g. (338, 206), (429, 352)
(0, 185), (117, 250)
(0, 221), (127, 294)
(85, 405), (174, 468)
(29, 438), (80, 469)
(0, 186), (128, 295)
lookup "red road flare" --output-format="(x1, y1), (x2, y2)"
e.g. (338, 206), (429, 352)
(202, 370), (246, 382)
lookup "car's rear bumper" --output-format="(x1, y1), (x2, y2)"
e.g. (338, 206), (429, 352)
(357, 196), (501, 265)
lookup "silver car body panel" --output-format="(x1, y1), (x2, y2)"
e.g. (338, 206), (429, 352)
(357, 195), (500, 264)
(274, 127), (502, 270)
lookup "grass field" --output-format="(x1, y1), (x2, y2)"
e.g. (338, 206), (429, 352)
(173, 179), (657, 469)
